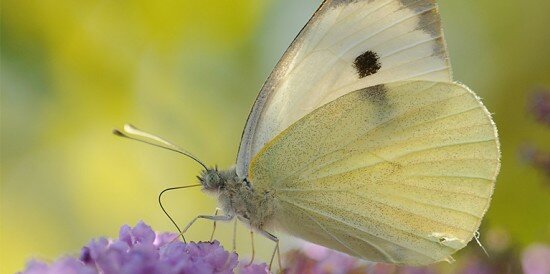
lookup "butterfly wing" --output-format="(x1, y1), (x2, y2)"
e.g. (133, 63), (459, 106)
(248, 81), (500, 265)
(237, 0), (452, 178)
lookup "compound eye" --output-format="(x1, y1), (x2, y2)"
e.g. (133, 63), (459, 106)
(243, 178), (252, 189)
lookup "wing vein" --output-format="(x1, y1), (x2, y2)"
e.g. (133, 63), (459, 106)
(279, 196), (446, 260)
(355, 186), (484, 219)
(379, 35), (442, 59)
(303, 208), (398, 263)
(278, 177), (489, 199)
(410, 174), (495, 181)
(298, 139), (495, 185)
(328, 5), (437, 53)
(289, 190), (473, 233)
(397, 105), (483, 133)
(301, 209), (365, 259)
(275, 85), (466, 185)
(392, 139), (496, 162)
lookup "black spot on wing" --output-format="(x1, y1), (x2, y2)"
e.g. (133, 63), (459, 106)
(416, 6), (441, 36)
(398, 0), (448, 67)
(361, 84), (391, 121)
(353, 50), (381, 79)
(398, 0), (436, 10)
(398, 0), (441, 36)
(330, 0), (374, 7)
(361, 84), (388, 105)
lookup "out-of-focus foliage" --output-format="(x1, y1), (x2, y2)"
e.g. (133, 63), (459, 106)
(1, 0), (549, 273)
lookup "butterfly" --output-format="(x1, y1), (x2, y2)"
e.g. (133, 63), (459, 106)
(115, 0), (500, 268)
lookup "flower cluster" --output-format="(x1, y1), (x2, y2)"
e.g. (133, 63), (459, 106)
(520, 145), (550, 178)
(521, 89), (550, 178)
(19, 222), (269, 274)
(283, 242), (436, 274)
(282, 240), (550, 274)
(522, 244), (550, 274)
(18, 222), (550, 274)
(529, 89), (550, 126)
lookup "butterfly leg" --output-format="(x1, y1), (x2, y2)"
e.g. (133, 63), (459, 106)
(209, 208), (221, 241)
(181, 214), (233, 238)
(257, 229), (281, 271)
(247, 230), (255, 266)
(232, 218), (238, 251)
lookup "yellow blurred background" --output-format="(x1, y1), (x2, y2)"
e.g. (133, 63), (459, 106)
(1, 0), (549, 273)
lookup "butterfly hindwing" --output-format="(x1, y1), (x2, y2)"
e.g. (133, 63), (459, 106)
(248, 81), (500, 265)
(237, 0), (451, 178)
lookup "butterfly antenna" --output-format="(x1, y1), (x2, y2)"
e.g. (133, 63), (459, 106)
(158, 184), (202, 243)
(474, 231), (490, 258)
(113, 124), (208, 170)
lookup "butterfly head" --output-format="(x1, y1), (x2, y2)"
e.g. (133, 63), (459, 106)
(198, 168), (224, 191)
(198, 166), (239, 193)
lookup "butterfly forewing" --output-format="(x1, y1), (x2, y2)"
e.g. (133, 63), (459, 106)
(237, 0), (451, 178)
(248, 81), (500, 265)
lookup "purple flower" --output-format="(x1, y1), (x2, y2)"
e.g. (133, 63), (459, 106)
(522, 244), (550, 274)
(520, 145), (550, 177)
(19, 221), (268, 274)
(399, 266), (437, 274)
(529, 89), (550, 126)
(522, 89), (550, 179)
(284, 242), (368, 274)
(459, 256), (494, 274)
(240, 263), (270, 274)
(303, 242), (357, 273)
(21, 258), (96, 274)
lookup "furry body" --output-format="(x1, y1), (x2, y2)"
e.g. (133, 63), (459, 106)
(199, 168), (277, 231)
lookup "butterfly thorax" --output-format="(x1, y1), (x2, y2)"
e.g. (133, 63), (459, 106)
(199, 167), (276, 230)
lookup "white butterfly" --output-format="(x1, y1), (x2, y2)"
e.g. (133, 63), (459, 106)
(116, 0), (500, 268)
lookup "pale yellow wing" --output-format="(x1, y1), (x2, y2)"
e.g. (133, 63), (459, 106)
(249, 81), (500, 265)
(237, 0), (451, 178)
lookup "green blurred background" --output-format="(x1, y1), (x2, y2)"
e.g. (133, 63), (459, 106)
(1, 0), (549, 273)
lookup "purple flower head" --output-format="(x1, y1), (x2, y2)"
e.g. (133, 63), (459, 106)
(459, 256), (494, 274)
(522, 244), (550, 274)
(399, 266), (437, 274)
(284, 242), (367, 274)
(240, 263), (270, 274)
(520, 145), (550, 177)
(303, 243), (357, 274)
(529, 89), (550, 127)
(19, 221), (268, 274)
(21, 258), (96, 274)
